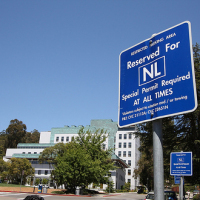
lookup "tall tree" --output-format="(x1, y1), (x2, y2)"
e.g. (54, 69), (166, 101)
(0, 159), (10, 182)
(24, 129), (40, 143)
(173, 43), (200, 184)
(0, 130), (7, 157)
(134, 43), (200, 187)
(5, 119), (27, 148)
(7, 157), (35, 184)
(39, 128), (114, 193)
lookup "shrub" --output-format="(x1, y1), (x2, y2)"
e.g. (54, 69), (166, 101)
(35, 178), (40, 186)
(193, 194), (200, 200)
(42, 178), (48, 185)
(51, 190), (65, 194)
(105, 181), (115, 193)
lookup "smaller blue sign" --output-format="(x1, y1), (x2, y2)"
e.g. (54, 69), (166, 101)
(174, 176), (181, 184)
(170, 152), (192, 176)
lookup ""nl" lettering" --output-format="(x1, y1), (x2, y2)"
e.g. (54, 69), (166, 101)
(139, 56), (165, 86)
(143, 62), (161, 82)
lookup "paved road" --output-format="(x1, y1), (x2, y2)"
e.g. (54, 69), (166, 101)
(0, 192), (146, 200)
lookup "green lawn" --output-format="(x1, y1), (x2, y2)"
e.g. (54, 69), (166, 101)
(0, 183), (30, 187)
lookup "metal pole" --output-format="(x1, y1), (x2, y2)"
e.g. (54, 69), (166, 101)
(153, 119), (164, 200)
(180, 176), (184, 200)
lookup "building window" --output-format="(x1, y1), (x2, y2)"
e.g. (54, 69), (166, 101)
(45, 170), (48, 175)
(28, 152), (31, 154)
(102, 144), (106, 150)
(66, 136), (69, 142)
(128, 179), (131, 183)
(123, 142), (126, 148)
(38, 170), (41, 175)
(128, 142), (132, 148)
(61, 137), (64, 142)
(22, 152), (25, 154)
(128, 151), (131, 157)
(34, 152), (37, 154)
(129, 133), (132, 139)
(118, 151), (121, 157)
(119, 134), (122, 139)
(123, 151), (126, 157)
(124, 134), (127, 139)
(128, 160), (131, 166)
(128, 169), (131, 175)
(56, 137), (59, 142)
(119, 142), (121, 148)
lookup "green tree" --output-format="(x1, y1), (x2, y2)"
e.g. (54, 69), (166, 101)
(134, 117), (176, 189)
(0, 159), (10, 182)
(54, 142), (93, 193)
(5, 119), (27, 148)
(134, 43), (200, 187)
(173, 43), (200, 184)
(24, 129), (40, 143)
(74, 128), (114, 185)
(39, 128), (114, 194)
(8, 157), (35, 184)
(0, 130), (7, 157)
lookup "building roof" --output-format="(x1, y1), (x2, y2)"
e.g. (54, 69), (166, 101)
(111, 154), (129, 168)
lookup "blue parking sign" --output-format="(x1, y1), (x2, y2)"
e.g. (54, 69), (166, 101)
(170, 152), (192, 176)
(119, 21), (197, 127)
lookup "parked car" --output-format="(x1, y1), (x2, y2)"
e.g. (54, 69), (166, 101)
(144, 192), (154, 200)
(193, 190), (200, 197)
(164, 191), (177, 200)
(144, 191), (177, 200)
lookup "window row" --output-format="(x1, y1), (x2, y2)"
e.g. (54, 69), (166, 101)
(55, 137), (107, 150)
(118, 142), (132, 148)
(118, 133), (132, 140)
(56, 136), (75, 142)
(22, 152), (41, 154)
(118, 151), (132, 157)
(37, 170), (49, 175)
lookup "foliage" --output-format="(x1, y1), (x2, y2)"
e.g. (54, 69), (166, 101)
(134, 43), (200, 187)
(0, 131), (7, 158)
(105, 181), (114, 193)
(51, 190), (65, 194)
(42, 178), (48, 185)
(24, 129), (40, 143)
(0, 119), (40, 157)
(39, 128), (114, 194)
(35, 178), (40, 186)
(74, 128), (114, 185)
(7, 158), (35, 184)
(123, 182), (131, 191)
(0, 159), (10, 182)
(5, 119), (27, 149)
(193, 194), (200, 200)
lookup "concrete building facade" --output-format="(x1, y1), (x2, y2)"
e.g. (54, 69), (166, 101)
(4, 119), (140, 190)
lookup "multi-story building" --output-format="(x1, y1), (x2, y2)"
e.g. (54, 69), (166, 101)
(4, 119), (140, 190)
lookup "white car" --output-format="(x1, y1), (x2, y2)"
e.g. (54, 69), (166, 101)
(144, 191), (177, 200)
(144, 192), (154, 200)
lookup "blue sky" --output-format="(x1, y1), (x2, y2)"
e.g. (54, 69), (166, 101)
(1, 0), (200, 132)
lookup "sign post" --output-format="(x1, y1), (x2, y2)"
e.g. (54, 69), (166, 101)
(119, 21), (196, 200)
